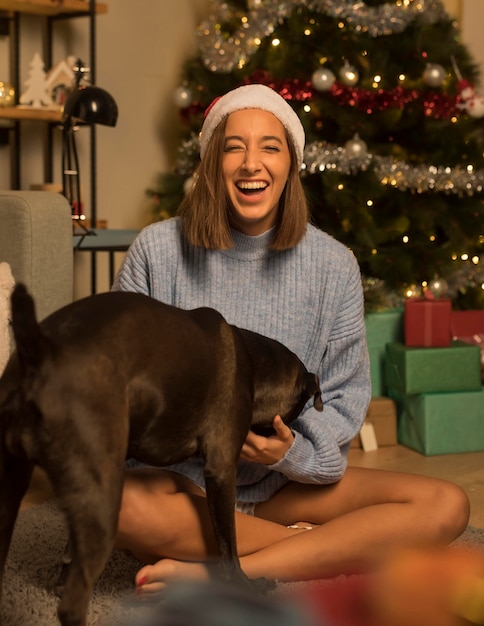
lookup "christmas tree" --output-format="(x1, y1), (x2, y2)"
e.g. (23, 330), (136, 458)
(148, 0), (484, 311)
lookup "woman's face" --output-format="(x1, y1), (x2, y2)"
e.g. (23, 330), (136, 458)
(222, 108), (291, 236)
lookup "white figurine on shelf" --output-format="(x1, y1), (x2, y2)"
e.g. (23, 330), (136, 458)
(19, 52), (53, 108)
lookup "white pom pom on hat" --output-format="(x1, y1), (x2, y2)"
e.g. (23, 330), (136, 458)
(199, 84), (305, 170)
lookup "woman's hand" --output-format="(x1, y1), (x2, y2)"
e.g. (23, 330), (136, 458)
(240, 415), (294, 465)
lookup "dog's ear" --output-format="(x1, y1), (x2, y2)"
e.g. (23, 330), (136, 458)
(308, 373), (323, 412)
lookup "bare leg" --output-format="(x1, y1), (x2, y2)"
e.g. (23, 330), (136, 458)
(117, 468), (297, 561)
(242, 467), (470, 581)
(117, 467), (469, 594)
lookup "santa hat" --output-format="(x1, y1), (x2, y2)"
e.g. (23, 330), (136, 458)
(200, 84), (305, 170)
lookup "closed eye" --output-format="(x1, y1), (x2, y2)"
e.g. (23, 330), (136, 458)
(224, 143), (244, 152)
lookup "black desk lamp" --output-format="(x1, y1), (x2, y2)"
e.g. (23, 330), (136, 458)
(62, 84), (118, 230)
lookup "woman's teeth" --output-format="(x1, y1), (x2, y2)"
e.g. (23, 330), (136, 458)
(237, 182), (267, 193)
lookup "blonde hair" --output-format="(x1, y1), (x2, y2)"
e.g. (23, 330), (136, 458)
(178, 117), (309, 250)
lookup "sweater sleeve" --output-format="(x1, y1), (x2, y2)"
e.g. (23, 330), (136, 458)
(269, 253), (371, 484)
(111, 231), (152, 295)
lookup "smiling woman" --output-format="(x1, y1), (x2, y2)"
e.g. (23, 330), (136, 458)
(111, 83), (470, 597)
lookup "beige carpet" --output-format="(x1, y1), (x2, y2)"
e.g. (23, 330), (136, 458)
(1, 500), (484, 626)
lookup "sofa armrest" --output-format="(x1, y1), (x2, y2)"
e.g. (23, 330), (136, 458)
(0, 191), (73, 320)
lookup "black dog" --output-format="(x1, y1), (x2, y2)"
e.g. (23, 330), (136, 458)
(0, 285), (322, 626)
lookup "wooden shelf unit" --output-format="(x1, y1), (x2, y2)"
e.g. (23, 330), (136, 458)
(0, 0), (107, 16)
(0, 0), (107, 231)
(0, 106), (62, 122)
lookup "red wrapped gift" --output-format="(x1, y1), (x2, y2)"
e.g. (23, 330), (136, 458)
(451, 310), (484, 381)
(451, 309), (484, 336)
(404, 292), (452, 347)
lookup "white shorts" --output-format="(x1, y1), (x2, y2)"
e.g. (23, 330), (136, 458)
(235, 501), (256, 516)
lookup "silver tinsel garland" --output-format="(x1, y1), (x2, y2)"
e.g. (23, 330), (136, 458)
(198, 0), (449, 73)
(176, 134), (484, 197)
(303, 141), (484, 196)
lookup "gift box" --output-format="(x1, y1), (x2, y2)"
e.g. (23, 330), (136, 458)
(365, 309), (404, 397)
(385, 340), (482, 394)
(451, 310), (484, 382)
(351, 396), (398, 449)
(390, 387), (484, 455)
(451, 309), (484, 336)
(404, 294), (451, 347)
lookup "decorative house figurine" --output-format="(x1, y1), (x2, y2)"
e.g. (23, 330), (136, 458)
(46, 56), (76, 106)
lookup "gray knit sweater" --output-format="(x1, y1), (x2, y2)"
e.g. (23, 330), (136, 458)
(112, 217), (370, 503)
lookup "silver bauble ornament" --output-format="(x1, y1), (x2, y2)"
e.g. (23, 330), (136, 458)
(339, 63), (359, 86)
(344, 134), (367, 159)
(173, 85), (193, 108)
(422, 63), (446, 87)
(311, 67), (336, 92)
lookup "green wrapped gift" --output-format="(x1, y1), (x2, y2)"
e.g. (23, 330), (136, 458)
(385, 340), (482, 394)
(390, 387), (484, 455)
(365, 309), (404, 397)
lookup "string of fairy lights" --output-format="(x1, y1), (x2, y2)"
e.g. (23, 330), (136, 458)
(171, 0), (484, 303)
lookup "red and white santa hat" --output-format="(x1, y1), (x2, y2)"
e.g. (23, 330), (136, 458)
(199, 84), (305, 170)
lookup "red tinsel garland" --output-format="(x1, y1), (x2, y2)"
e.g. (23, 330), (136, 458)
(180, 76), (462, 121)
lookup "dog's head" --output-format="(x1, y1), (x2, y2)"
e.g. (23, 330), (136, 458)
(235, 326), (323, 436)
(251, 368), (323, 436)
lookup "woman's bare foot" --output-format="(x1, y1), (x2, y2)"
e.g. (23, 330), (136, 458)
(135, 558), (210, 597)
(134, 524), (313, 597)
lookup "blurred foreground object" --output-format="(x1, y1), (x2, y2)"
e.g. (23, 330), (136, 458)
(368, 546), (484, 626)
(117, 580), (321, 626)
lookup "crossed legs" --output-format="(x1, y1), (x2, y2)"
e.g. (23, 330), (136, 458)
(116, 466), (470, 595)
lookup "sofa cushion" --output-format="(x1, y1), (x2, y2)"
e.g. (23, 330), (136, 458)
(0, 191), (73, 321)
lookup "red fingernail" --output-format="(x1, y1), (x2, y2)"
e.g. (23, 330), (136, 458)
(137, 576), (147, 587)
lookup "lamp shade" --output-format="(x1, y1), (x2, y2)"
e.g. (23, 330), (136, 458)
(63, 85), (118, 126)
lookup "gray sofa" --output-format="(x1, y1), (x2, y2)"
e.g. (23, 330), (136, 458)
(0, 191), (73, 321)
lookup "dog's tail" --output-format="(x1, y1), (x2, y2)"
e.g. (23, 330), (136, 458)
(10, 283), (48, 375)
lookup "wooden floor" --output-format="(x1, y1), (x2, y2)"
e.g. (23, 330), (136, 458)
(21, 445), (484, 528)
